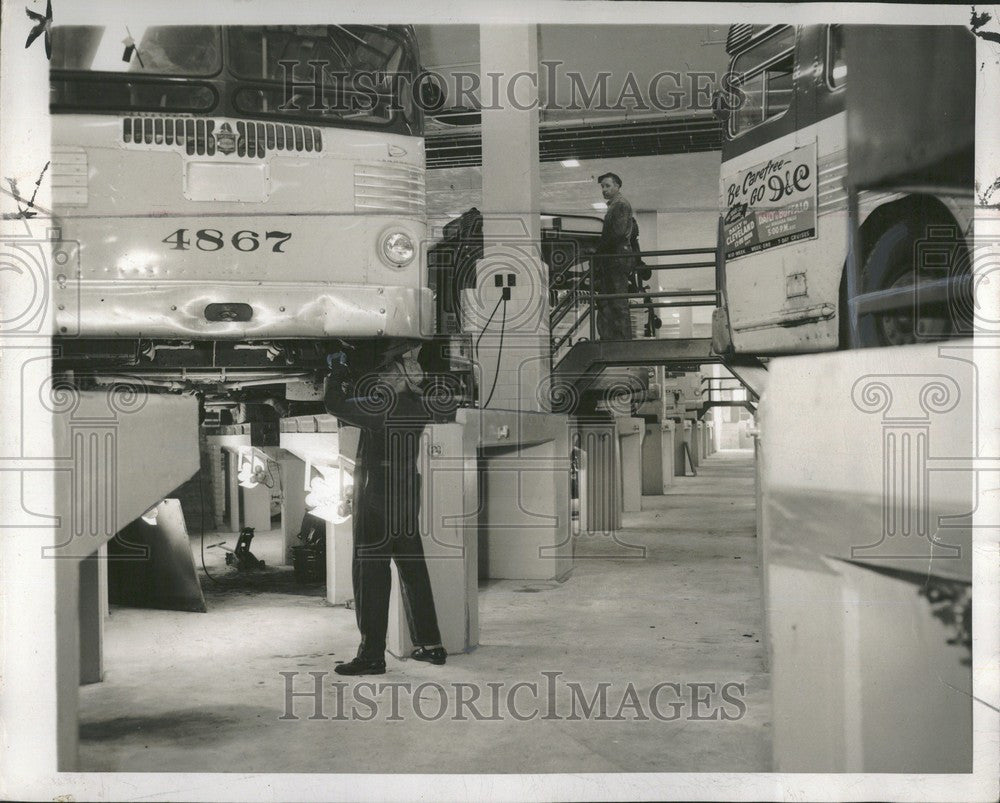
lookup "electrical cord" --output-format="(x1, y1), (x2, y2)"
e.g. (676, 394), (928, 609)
(474, 294), (505, 357)
(482, 298), (507, 409)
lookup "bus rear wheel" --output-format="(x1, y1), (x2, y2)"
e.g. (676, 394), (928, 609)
(857, 220), (954, 348)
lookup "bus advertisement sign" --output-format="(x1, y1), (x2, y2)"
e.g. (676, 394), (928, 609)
(721, 142), (818, 260)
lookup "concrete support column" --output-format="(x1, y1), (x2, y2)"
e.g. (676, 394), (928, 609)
(240, 483), (272, 532)
(208, 442), (226, 529)
(78, 547), (107, 685)
(277, 423), (351, 605)
(674, 419), (688, 476)
(330, 431), (357, 606)
(18, 392), (198, 773)
(225, 451), (240, 532)
(616, 416), (644, 512)
(642, 422), (663, 495)
(279, 454), (307, 565)
(691, 420), (703, 468)
(643, 419), (676, 493)
(480, 441), (572, 580)
(327, 517), (354, 606)
(207, 434), (253, 533)
(578, 418), (621, 532)
(470, 25), (548, 412)
(388, 422), (479, 657)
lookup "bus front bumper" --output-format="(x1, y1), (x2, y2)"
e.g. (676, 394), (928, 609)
(54, 282), (434, 340)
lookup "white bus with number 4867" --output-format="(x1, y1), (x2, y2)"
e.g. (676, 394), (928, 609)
(50, 23), (434, 405)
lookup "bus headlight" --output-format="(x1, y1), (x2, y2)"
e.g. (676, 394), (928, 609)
(380, 231), (415, 267)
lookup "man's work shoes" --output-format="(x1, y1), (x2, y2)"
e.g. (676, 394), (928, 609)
(334, 656), (386, 676)
(411, 646), (447, 665)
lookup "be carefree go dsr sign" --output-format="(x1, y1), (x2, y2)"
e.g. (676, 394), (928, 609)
(720, 142), (818, 260)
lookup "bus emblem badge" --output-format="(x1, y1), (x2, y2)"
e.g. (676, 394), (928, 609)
(214, 123), (239, 155)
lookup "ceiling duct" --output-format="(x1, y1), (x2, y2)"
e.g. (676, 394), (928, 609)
(426, 113), (722, 169)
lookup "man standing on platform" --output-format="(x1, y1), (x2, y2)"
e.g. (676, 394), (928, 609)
(592, 172), (636, 341)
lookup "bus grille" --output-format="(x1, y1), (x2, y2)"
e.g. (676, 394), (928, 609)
(122, 117), (323, 158)
(354, 163), (426, 215)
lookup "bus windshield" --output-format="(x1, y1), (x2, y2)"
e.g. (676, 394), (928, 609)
(228, 26), (405, 81)
(51, 25), (418, 132)
(227, 26), (407, 126)
(52, 25), (222, 75)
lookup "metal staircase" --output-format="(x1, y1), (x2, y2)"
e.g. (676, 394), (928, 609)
(548, 244), (766, 408)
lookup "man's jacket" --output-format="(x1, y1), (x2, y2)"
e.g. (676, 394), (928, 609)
(324, 375), (432, 534)
(596, 193), (637, 270)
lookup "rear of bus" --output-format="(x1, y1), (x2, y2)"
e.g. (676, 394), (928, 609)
(713, 24), (972, 356)
(50, 25), (430, 377)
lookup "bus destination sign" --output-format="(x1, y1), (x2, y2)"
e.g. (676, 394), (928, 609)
(720, 142), (818, 260)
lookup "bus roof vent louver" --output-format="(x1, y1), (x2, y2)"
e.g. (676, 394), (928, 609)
(122, 117), (322, 159)
(725, 24), (755, 55)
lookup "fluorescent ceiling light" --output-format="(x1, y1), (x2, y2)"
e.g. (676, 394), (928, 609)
(591, 202), (606, 209)
(560, 159), (580, 167)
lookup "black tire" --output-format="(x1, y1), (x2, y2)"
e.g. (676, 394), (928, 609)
(857, 220), (957, 347)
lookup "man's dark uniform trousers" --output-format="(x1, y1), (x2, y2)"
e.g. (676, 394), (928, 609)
(324, 367), (442, 663)
(594, 193), (636, 341)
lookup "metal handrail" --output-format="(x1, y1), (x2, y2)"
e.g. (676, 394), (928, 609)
(602, 289), (717, 301)
(629, 300), (718, 310)
(550, 270), (592, 331)
(552, 304), (593, 352)
(550, 245), (720, 352)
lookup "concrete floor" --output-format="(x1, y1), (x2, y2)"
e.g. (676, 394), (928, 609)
(79, 449), (770, 773)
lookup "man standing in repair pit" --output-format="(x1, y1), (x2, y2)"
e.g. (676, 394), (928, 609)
(324, 347), (447, 676)
(593, 172), (636, 341)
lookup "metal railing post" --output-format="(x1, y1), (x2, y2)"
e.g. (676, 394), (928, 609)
(587, 254), (597, 342)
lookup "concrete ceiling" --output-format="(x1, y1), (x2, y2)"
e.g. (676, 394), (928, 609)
(414, 24), (730, 122)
